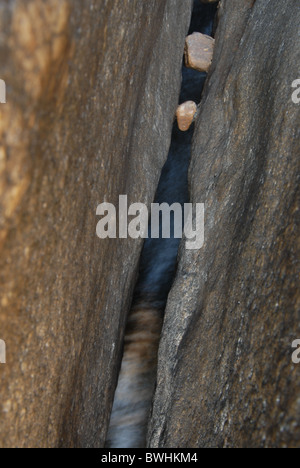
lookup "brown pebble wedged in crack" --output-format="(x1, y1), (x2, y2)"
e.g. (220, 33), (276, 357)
(176, 101), (197, 132)
(185, 32), (215, 73)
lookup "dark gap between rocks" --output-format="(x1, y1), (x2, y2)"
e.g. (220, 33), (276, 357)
(105, 0), (218, 449)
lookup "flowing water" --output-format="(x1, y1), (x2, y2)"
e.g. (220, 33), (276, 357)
(106, 0), (218, 449)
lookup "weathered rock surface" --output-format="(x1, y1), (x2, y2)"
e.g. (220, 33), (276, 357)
(0, 0), (193, 448)
(149, 0), (300, 448)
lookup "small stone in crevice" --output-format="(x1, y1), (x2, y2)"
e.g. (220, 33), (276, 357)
(176, 101), (198, 132)
(185, 32), (215, 73)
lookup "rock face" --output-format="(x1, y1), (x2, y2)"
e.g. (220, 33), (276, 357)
(0, 0), (193, 448)
(148, 0), (300, 449)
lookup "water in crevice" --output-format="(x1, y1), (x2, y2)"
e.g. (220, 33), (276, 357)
(106, 1), (218, 449)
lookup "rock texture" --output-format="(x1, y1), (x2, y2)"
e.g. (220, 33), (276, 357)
(149, 0), (300, 448)
(0, 0), (193, 448)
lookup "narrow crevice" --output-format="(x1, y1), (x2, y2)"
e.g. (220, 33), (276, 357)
(105, 0), (218, 449)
